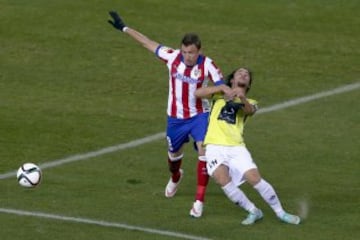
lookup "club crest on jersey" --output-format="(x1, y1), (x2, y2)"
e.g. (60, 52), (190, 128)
(194, 69), (202, 77)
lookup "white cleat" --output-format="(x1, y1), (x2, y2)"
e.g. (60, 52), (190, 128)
(165, 169), (183, 198)
(189, 200), (204, 218)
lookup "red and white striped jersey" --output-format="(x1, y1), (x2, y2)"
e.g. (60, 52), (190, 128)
(155, 45), (224, 119)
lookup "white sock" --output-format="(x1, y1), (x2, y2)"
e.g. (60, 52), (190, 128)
(254, 179), (285, 217)
(222, 181), (256, 213)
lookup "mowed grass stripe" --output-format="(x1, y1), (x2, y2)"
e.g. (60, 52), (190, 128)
(0, 208), (212, 240)
(0, 82), (359, 180)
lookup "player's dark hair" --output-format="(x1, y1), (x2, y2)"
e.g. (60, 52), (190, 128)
(181, 33), (201, 49)
(225, 67), (253, 93)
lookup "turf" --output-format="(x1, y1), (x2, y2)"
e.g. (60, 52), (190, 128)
(0, 0), (359, 239)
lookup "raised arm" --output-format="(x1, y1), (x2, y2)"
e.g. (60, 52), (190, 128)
(108, 11), (160, 53)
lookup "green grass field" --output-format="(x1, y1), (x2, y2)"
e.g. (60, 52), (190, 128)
(1, 0), (359, 239)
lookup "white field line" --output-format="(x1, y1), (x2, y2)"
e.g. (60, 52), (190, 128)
(0, 132), (165, 180)
(0, 82), (359, 180)
(0, 208), (212, 240)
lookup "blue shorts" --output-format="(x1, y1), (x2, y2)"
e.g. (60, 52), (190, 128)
(166, 113), (209, 153)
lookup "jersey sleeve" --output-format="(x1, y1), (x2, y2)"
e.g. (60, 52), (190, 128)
(155, 45), (179, 63)
(205, 57), (224, 84)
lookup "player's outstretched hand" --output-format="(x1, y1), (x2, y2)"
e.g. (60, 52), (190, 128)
(108, 11), (127, 32)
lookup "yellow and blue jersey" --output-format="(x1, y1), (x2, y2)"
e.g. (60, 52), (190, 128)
(204, 94), (258, 146)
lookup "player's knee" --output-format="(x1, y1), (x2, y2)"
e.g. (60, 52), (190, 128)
(213, 167), (231, 186)
(214, 176), (232, 187)
(168, 151), (183, 160)
(245, 168), (261, 186)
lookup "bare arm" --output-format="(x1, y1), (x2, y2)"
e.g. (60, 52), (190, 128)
(123, 27), (160, 53)
(195, 85), (231, 99)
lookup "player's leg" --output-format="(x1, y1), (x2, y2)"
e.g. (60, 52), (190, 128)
(189, 142), (208, 217)
(189, 113), (210, 217)
(211, 163), (263, 225)
(245, 169), (301, 224)
(244, 167), (301, 224)
(165, 150), (184, 198)
(222, 146), (263, 225)
(165, 118), (189, 198)
(244, 168), (284, 213)
(196, 143), (208, 203)
(213, 164), (257, 210)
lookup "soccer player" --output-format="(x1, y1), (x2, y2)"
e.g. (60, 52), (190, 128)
(195, 67), (301, 225)
(108, 11), (228, 217)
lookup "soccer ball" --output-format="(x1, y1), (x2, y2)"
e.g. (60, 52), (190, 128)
(17, 163), (42, 187)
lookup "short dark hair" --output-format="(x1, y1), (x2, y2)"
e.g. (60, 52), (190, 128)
(181, 33), (201, 49)
(225, 67), (253, 93)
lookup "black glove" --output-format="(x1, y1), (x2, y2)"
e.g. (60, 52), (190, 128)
(108, 11), (127, 32)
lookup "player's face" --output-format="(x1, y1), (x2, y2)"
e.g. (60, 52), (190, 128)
(232, 68), (250, 89)
(181, 44), (200, 67)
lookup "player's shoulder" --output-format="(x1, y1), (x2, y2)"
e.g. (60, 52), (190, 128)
(202, 56), (222, 73)
(156, 45), (179, 56)
(158, 45), (178, 53)
(202, 54), (215, 64)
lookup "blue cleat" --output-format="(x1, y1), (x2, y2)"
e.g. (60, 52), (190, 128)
(241, 209), (263, 225)
(280, 213), (301, 225)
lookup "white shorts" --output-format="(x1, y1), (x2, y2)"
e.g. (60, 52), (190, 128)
(206, 144), (257, 186)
